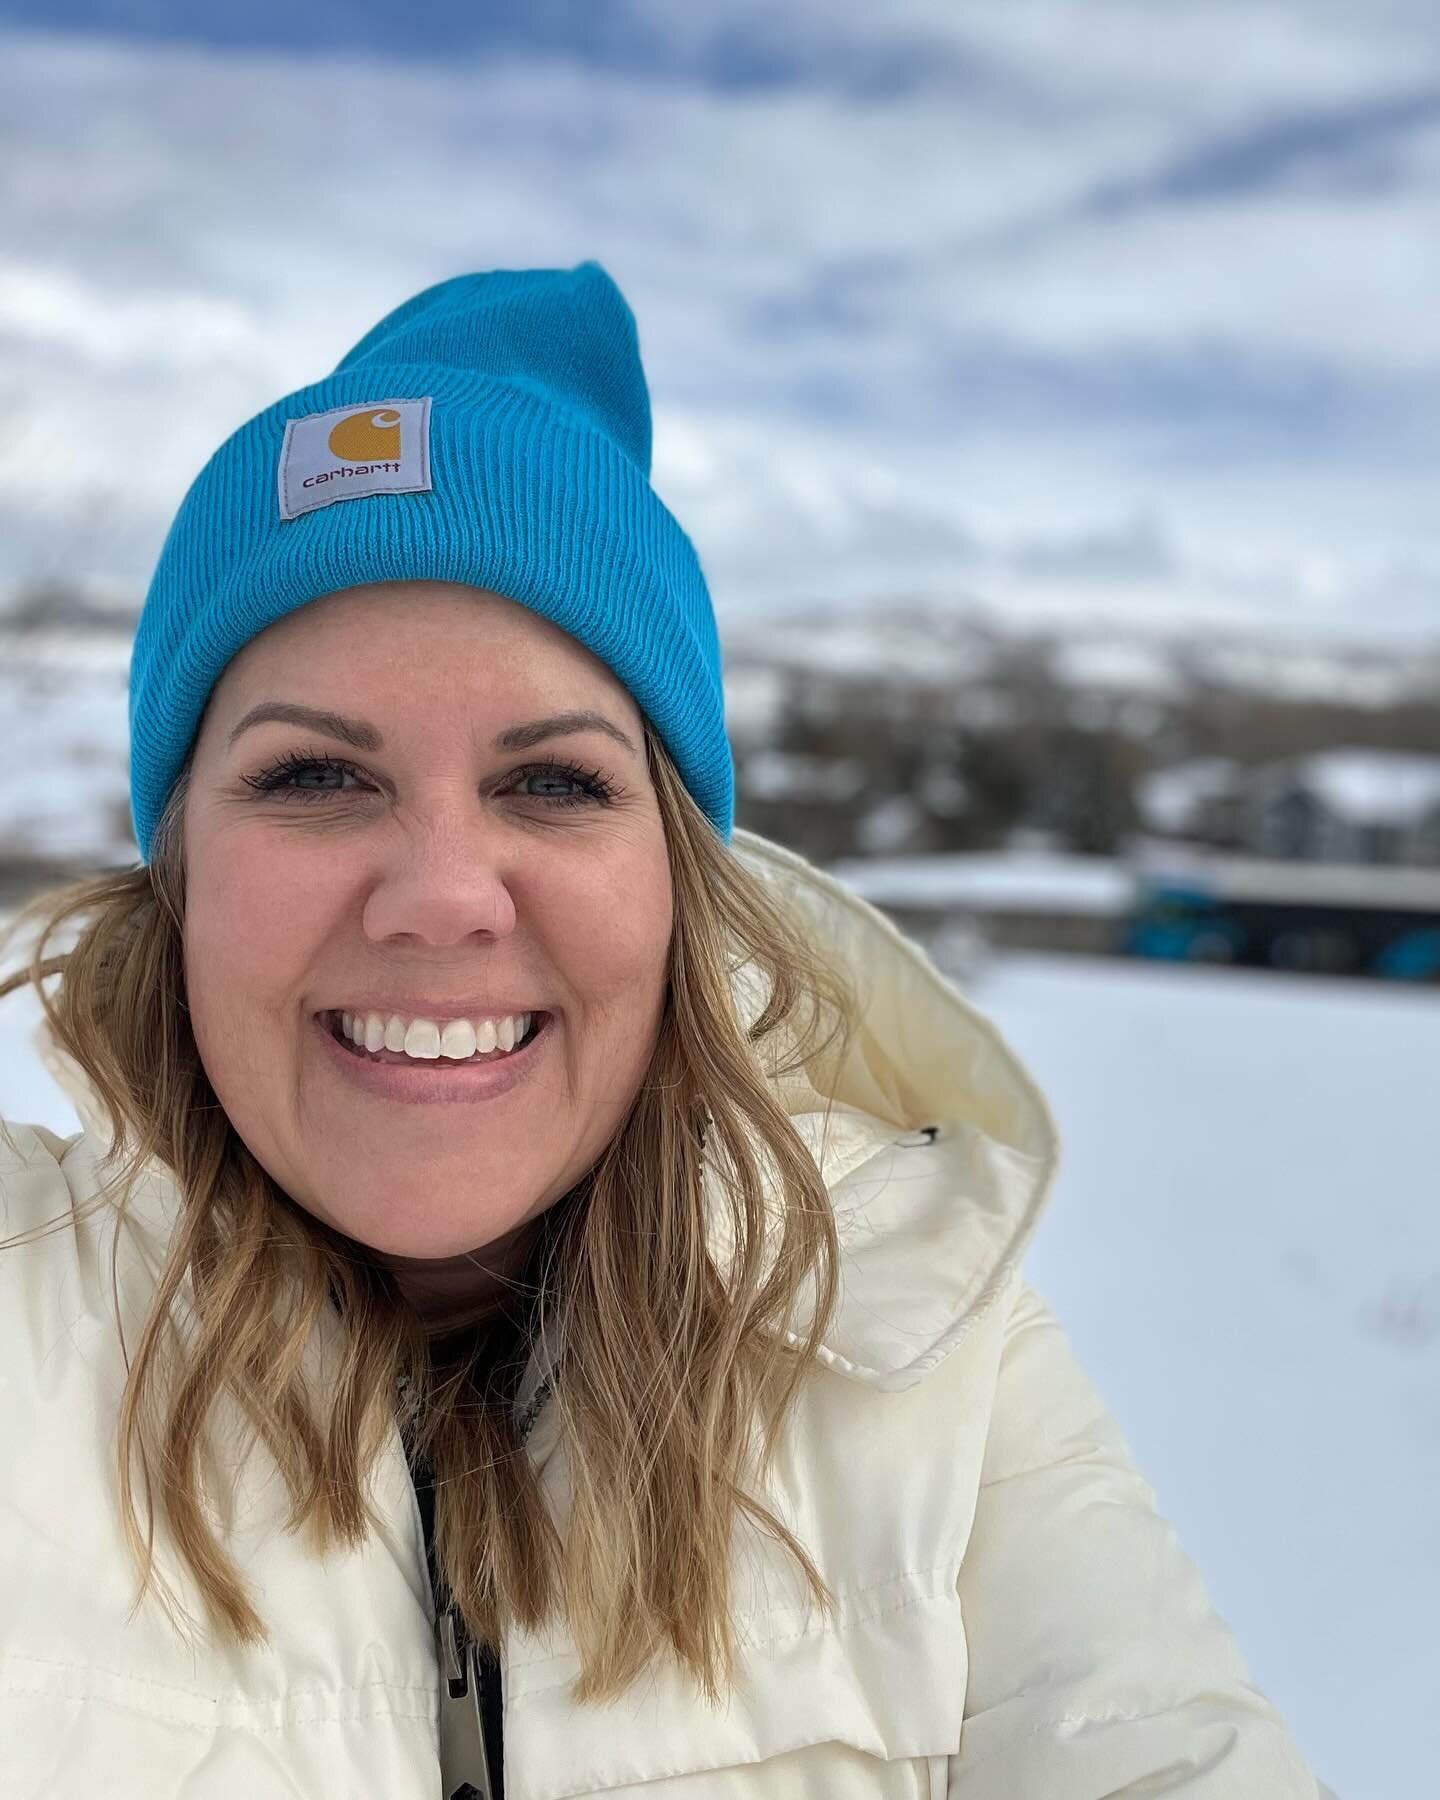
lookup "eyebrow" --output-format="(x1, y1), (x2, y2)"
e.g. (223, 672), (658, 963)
(226, 701), (639, 759)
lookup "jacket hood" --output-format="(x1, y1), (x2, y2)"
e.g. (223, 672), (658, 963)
(28, 827), (1060, 1395)
(723, 829), (1059, 1388)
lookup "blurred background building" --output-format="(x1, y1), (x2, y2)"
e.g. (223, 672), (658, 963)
(2, 4), (1437, 1793)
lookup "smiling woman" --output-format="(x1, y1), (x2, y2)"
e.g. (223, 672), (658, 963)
(0, 261), (1333, 1799)
(174, 579), (681, 1278)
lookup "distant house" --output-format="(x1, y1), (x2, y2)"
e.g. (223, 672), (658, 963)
(1135, 749), (1440, 866)
(1241, 751), (1440, 864)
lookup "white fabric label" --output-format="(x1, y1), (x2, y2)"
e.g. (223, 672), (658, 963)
(277, 396), (433, 521)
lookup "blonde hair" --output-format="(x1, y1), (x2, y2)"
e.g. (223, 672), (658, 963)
(0, 723), (858, 1705)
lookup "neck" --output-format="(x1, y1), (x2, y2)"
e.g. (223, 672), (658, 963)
(381, 1212), (548, 1333)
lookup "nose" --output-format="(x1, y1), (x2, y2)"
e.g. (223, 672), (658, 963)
(359, 811), (519, 948)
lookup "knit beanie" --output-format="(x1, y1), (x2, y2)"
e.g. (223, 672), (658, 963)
(126, 260), (733, 859)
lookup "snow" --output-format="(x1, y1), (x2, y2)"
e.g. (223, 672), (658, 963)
(0, 635), (134, 863)
(2, 929), (1434, 1797)
(1050, 635), (1182, 696)
(721, 662), (787, 741)
(1137, 749), (1440, 840)
(1260, 748), (1440, 828)
(828, 850), (1137, 915)
(719, 600), (1435, 715)
(741, 750), (868, 804)
(723, 607), (999, 688)
(854, 794), (928, 856)
(1134, 756), (1240, 833)
(1132, 841), (1440, 909)
(961, 953), (1438, 1800)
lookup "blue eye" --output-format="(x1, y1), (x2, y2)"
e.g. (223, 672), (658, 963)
(242, 753), (366, 800)
(242, 750), (619, 808)
(515, 762), (616, 807)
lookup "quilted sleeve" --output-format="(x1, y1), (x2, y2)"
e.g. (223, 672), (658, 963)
(948, 1277), (1339, 1798)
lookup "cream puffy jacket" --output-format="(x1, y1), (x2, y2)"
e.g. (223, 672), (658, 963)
(0, 828), (1335, 1798)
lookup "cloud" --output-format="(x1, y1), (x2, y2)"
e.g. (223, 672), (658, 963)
(1079, 85), (1440, 213)
(0, 3), (1438, 642)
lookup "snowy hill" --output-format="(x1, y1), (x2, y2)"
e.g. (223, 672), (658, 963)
(722, 598), (1440, 720)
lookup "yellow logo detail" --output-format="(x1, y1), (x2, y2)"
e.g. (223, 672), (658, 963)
(327, 407), (402, 461)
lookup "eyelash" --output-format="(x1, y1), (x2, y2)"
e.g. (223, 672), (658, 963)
(241, 748), (620, 810)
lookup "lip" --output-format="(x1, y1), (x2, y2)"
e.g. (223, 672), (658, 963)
(313, 1008), (553, 1105)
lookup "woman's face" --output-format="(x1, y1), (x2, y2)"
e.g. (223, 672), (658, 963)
(182, 580), (673, 1300)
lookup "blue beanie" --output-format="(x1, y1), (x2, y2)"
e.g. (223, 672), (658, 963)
(127, 260), (733, 860)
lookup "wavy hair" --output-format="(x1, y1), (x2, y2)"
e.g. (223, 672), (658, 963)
(0, 721), (858, 1705)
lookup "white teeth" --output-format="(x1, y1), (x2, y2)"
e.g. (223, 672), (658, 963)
(403, 1019), (441, 1059)
(334, 1008), (537, 1063)
(439, 1019), (477, 1059)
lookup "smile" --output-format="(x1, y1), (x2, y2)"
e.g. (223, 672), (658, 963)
(322, 1008), (545, 1065)
(313, 1008), (553, 1105)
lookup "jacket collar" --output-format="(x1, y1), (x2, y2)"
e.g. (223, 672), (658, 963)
(721, 829), (1059, 1389)
(30, 828), (1059, 1396)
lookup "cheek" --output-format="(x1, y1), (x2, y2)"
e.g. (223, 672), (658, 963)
(564, 853), (673, 1001)
(184, 846), (324, 1053)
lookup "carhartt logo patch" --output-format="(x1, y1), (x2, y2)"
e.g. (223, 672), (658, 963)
(277, 396), (432, 520)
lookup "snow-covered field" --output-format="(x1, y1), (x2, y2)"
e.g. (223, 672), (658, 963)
(2, 938), (1433, 1798)
(963, 954), (1437, 1800)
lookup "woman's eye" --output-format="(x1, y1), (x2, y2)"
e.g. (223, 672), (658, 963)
(519, 769), (585, 801)
(243, 755), (367, 801)
(287, 764), (354, 791)
(243, 753), (616, 808)
(509, 762), (617, 808)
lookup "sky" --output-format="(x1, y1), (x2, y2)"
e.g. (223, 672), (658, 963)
(3, 0), (1440, 643)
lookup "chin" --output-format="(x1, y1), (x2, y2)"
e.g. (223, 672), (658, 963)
(311, 1190), (527, 1262)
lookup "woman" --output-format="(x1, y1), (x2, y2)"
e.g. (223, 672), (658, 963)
(0, 262), (1334, 1798)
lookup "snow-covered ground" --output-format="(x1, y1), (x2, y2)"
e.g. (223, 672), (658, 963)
(961, 953), (1437, 1800)
(2, 937), (1433, 1797)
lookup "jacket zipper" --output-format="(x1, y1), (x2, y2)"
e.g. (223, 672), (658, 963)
(415, 1453), (502, 1800)
(415, 1371), (552, 1800)
(437, 1603), (499, 1800)
(476, 1636), (505, 1796)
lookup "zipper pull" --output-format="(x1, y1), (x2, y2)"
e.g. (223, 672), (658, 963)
(437, 1605), (494, 1800)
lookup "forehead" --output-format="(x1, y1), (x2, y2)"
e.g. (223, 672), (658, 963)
(210, 581), (638, 721)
